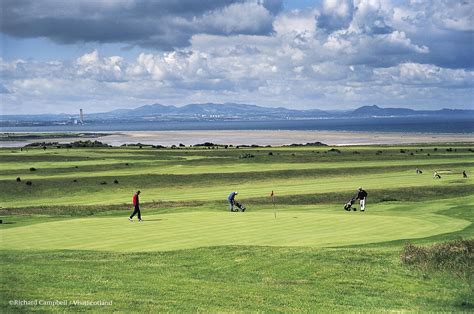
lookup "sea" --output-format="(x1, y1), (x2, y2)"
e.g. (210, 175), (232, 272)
(1, 116), (474, 133)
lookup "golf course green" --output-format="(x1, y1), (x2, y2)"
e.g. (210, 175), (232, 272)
(0, 143), (473, 311)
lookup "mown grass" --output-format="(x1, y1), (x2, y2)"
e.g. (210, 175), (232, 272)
(1, 247), (472, 312)
(0, 144), (472, 312)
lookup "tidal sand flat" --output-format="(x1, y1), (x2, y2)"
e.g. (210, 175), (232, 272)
(2, 130), (473, 147)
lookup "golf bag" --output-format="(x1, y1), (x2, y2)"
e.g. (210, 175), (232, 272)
(231, 201), (246, 212)
(344, 197), (357, 211)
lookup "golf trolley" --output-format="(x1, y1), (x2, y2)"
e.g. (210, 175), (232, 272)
(344, 198), (357, 211)
(231, 201), (246, 212)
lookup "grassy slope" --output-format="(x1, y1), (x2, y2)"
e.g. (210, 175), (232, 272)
(0, 144), (473, 312)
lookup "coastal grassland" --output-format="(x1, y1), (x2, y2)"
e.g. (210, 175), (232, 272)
(0, 143), (473, 312)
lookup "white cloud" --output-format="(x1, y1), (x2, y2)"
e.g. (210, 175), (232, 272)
(1, 0), (473, 114)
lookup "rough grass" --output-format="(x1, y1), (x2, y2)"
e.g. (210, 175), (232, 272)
(401, 239), (474, 282)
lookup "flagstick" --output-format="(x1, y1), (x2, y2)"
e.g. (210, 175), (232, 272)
(272, 193), (276, 219)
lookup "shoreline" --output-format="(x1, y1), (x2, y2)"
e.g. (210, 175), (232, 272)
(1, 130), (473, 147)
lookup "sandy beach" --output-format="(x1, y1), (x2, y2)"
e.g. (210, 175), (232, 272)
(1, 130), (473, 147)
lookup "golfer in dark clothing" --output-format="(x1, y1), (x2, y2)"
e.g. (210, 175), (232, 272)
(129, 190), (142, 222)
(228, 191), (238, 211)
(356, 187), (368, 212)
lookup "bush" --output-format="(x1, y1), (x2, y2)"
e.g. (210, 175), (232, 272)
(285, 142), (326, 147)
(29, 167), (36, 171)
(25, 181), (33, 186)
(16, 177), (21, 182)
(239, 153), (254, 159)
(268, 152), (273, 156)
(114, 179), (119, 184)
(328, 148), (341, 153)
(401, 239), (473, 281)
(195, 142), (216, 147)
(100, 181), (107, 185)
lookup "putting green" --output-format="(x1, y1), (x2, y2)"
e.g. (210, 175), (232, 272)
(1, 211), (469, 252)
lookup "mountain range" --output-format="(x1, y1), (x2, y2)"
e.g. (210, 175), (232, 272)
(1, 104), (473, 124)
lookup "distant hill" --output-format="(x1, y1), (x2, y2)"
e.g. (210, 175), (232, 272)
(91, 103), (331, 120)
(351, 105), (474, 117)
(352, 105), (416, 116)
(1, 103), (473, 125)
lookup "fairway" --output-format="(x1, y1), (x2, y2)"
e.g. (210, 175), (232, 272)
(2, 210), (469, 252)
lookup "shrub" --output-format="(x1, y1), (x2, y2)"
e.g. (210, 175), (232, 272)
(100, 181), (107, 185)
(25, 181), (33, 186)
(195, 142), (216, 147)
(268, 152), (273, 156)
(29, 167), (36, 171)
(239, 153), (254, 159)
(401, 239), (473, 281)
(328, 148), (341, 153)
(114, 179), (119, 184)
(16, 177), (21, 182)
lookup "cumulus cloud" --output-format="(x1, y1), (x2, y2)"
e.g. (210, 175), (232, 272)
(1, 0), (282, 50)
(317, 0), (354, 31)
(1, 0), (473, 114)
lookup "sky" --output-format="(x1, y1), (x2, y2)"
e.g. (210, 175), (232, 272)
(1, 0), (473, 115)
